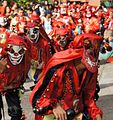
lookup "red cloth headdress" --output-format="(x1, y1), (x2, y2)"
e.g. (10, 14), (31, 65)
(29, 15), (41, 26)
(6, 35), (28, 49)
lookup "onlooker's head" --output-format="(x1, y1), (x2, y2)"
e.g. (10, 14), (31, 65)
(18, 8), (24, 17)
(2, 0), (8, 7)
(27, 7), (33, 17)
(104, 30), (113, 41)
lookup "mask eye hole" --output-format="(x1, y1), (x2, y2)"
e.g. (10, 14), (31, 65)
(9, 48), (15, 53)
(18, 48), (24, 54)
(33, 28), (38, 33)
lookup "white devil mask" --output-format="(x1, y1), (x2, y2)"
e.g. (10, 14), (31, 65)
(27, 27), (40, 43)
(7, 44), (26, 65)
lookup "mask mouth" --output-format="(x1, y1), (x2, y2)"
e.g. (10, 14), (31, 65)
(59, 36), (67, 48)
(30, 34), (37, 40)
(59, 40), (67, 48)
(8, 52), (24, 65)
(29, 34), (39, 43)
(7, 45), (26, 65)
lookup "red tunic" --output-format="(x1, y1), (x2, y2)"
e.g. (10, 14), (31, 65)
(30, 26), (52, 80)
(0, 35), (31, 92)
(31, 36), (51, 70)
(30, 48), (102, 120)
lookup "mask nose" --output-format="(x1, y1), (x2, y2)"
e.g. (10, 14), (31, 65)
(14, 52), (19, 56)
(31, 34), (35, 38)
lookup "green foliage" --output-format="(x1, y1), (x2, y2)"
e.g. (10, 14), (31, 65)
(7, 0), (33, 9)
(101, 0), (113, 8)
(16, 0), (29, 9)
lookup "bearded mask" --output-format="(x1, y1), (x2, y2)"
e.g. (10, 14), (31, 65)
(73, 34), (103, 73)
(83, 39), (99, 64)
(82, 37), (103, 72)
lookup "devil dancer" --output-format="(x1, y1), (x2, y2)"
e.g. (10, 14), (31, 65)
(0, 35), (31, 120)
(30, 33), (103, 120)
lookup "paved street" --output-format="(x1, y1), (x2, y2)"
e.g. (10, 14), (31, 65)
(2, 63), (113, 120)
(97, 62), (113, 120)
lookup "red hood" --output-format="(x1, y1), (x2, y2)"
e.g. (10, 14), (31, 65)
(73, 33), (103, 49)
(26, 22), (50, 43)
(6, 35), (28, 49)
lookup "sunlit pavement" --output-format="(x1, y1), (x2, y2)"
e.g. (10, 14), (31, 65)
(2, 63), (113, 120)
(97, 62), (113, 120)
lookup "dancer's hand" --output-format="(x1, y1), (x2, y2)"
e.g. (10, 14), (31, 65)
(53, 103), (67, 120)
(0, 58), (9, 73)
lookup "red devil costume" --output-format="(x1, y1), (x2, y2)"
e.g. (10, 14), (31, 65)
(26, 15), (52, 83)
(0, 34), (31, 120)
(30, 33), (103, 120)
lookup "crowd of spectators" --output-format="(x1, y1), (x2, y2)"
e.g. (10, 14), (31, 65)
(0, 0), (113, 61)
(0, 1), (113, 34)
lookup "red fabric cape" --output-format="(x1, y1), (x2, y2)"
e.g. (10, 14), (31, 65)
(29, 48), (83, 104)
